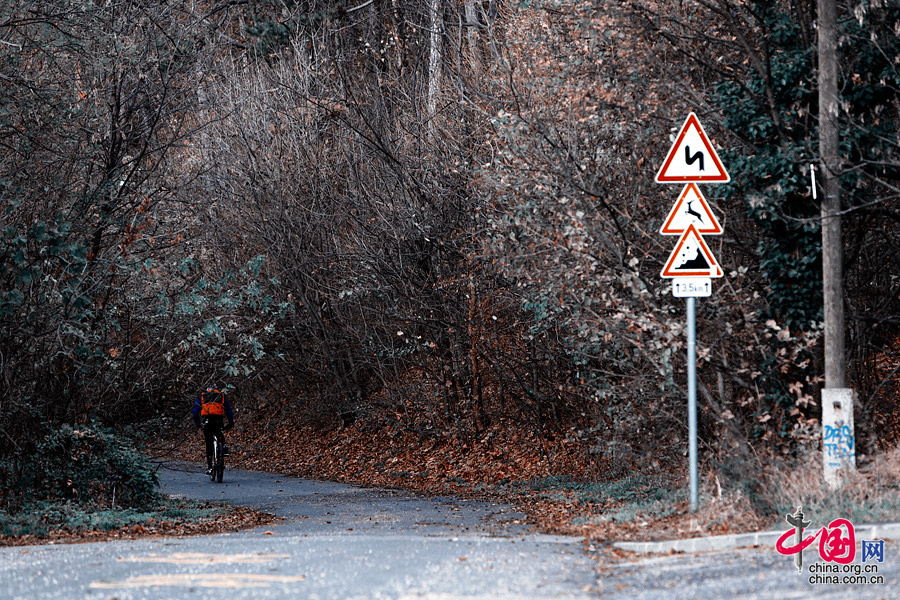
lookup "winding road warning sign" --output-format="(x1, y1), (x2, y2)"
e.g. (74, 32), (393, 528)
(655, 113), (730, 183)
(660, 183), (723, 235)
(660, 223), (723, 278)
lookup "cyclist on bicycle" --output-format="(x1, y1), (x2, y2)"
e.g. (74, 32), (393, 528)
(192, 388), (234, 475)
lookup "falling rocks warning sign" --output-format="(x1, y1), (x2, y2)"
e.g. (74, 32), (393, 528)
(660, 224), (723, 278)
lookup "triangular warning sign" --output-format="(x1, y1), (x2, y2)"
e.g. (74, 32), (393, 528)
(661, 224), (723, 278)
(655, 113), (730, 183)
(659, 183), (723, 235)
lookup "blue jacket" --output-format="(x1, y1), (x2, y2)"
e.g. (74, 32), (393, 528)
(192, 390), (234, 428)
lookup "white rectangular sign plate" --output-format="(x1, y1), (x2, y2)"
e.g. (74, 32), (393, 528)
(672, 277), (712, 297)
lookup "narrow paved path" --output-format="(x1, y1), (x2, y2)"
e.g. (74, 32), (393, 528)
(0, 463), (596, 599)
(4, 463), (896, 599)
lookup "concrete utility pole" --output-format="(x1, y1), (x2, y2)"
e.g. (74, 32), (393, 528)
(818, 0), (843, 388)
(817, 0), (855, 487)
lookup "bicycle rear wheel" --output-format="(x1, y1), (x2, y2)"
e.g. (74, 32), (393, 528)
(215, 437), (224, 483)
(210, 439), (219, 482)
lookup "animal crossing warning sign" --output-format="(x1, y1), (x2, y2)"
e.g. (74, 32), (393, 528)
(660, 224), (723, 278)
(655, 113), (730, 183)
(660, 183), (723, 235)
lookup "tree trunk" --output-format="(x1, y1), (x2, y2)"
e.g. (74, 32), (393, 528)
(468, 279), (485, 433)
(427, 0), (443, 131)
(464, 1), (480, 68)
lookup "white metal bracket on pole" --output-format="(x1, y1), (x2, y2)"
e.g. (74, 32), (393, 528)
(810, 164), (818, 200)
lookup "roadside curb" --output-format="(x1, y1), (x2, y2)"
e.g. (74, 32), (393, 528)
(613, 522), (900, 554)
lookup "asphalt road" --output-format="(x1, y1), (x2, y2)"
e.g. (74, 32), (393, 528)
(0, 464), (595, 600)
(1, 463), (897, 600)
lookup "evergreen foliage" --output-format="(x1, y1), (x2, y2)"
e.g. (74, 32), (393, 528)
(708, 0), (900, 442)
(0, 423), (160, 515)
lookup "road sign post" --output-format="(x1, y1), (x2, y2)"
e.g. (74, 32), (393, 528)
(687, 297), (698, 511)
(655, 112), (729, 512)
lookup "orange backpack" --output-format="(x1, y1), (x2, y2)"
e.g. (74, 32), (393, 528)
(200, 389), (226, 417)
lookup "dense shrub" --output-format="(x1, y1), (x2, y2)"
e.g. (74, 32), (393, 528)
(0, 424), (161, 515)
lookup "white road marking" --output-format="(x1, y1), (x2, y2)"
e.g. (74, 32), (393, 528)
(90, 573), (306, 589)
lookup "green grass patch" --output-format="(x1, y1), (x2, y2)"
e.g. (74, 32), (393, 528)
(523, 474), (684, 523)
(0, 498), (225, 538)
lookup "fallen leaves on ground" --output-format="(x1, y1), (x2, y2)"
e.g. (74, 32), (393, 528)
(153, 416), (766, 550)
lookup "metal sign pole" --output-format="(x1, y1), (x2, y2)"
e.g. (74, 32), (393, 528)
(687, 297), (699, 511)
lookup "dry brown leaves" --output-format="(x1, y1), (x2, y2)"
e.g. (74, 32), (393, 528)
(162, 417), (765, 547)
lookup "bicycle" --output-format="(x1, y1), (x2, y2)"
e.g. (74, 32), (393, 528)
(201, 417), (226, 483)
